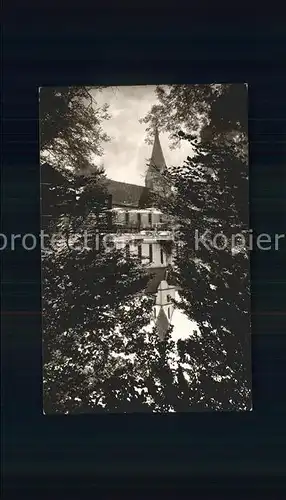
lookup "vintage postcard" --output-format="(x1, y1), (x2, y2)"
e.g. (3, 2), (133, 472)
(41, 84), (252, 413)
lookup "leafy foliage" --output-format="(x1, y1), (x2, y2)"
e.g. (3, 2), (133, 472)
(43, 244), (155, 413)
(140, 83), (248, 153)
(141, 84), (252, 410)
(40, 87), (111, 172)
(41, 120), (181, 412)
(40, 86), (165, 413)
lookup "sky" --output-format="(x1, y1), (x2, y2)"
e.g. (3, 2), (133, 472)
(91, 85), (194, 186)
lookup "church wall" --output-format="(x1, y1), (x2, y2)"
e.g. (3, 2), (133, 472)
(156, 281), (176, 305)
(141, 242), (150, 260)
(144, 242), (166, 267)
(162, 303), (174, 322)
(153, 280), (176, 326)
(112, 209), (125, 225)
(150, 212), (161, 226)
(105, 235), (172, 269)
(119, 240), (170, 267)
(139, 211), (163, 228)
(129, 212), (138, 225)
(157, 242), (165, 266)
(111, 207), (164, 229)
(153, 304), (163, 321)
(140, 213), (150, 227)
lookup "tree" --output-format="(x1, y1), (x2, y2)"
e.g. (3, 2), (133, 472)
(140, 83), (248, 153)
(141, 84), (252, 410)
(40, 87), (111, 172)
(41, 87), (181, 413)
(42, 164), (198, 413)
(41, 163), (166, 413)
(172, 142), (251, 410)
(43, 243), (154, 413)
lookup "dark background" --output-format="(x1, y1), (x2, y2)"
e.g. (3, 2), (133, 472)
(2, 5), (286, 496)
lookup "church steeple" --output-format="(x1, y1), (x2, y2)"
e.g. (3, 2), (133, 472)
(150, 127), (166, 173)
(145, 127), (168, 192)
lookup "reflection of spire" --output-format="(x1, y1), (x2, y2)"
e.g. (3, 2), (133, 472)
(156, 306), (170, 341)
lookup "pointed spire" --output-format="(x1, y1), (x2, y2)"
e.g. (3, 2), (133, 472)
(150, 126), (166, 173)
(145, 126), (168, 190)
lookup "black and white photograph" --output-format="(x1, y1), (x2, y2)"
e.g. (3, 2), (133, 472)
(41, 84), (252, 413)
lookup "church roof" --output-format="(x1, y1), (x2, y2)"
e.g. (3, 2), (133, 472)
(105, 179), (152, 208)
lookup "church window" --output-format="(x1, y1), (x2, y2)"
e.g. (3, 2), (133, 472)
(167, 307), (170, 319)
(148, 213), (152, 225)
(137, 212), (141, 225)
(149, 244), (153, 262)
(167, 294), (171, 302)
(125, 211), (129, 224)
(154, 307), (156, 318)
